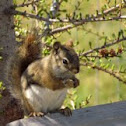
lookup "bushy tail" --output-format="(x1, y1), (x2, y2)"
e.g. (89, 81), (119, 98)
(6, 29), (42, 100)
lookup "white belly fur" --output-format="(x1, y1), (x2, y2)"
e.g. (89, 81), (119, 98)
(25, 85), (67, 113)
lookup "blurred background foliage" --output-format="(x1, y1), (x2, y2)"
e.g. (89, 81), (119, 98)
(12, 0), (126, 109)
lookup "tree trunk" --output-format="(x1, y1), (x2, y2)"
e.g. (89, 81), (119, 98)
(0, 0), (23, 125)
(0, 0), (16, 83)
(0, 0), (15, 107)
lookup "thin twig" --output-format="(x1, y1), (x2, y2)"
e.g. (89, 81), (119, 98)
(84, 55), (120, 59)
(14, 0), (64, 8)
(96, 1), (126, 18)
(13, 0), (39, 8)
(49, 1), (126, 34)
(59, 0), (64, 5)
(12, 10), (49, 22)
(82, 62), (126, 84)
(82, 27), (110, 41)
(10, 1), (126, 35)
(50, 16), (126, 34)
(80, 37), (126, 56)
(51, 0), (60, 18)
(11, 1), (126, 23)
(12, 10), (126, 27)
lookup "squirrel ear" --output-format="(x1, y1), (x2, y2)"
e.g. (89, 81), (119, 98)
(53, 42), (61, 51)
(65, 39), (73, 48)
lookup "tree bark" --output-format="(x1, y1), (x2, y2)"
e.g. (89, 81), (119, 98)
(0, 0), (15, 107)
(0, 0), (22, 125)
(0, 0), (16, 83)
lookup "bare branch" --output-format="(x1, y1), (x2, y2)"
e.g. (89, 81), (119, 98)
(82, 62), (126, 84)
(50, 24), (73, 34)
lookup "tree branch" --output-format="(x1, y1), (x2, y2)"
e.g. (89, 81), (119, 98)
(11, 1), (126, 23)
(50, 16), (126, 34)
(12, 10), (49, 22)
(49, 1), (126, 34)
(51, 0), (60, 18)
(80, 37), (126, 56)
(84, 55), (120, 59)
(10, 1), (126, 35)
(96, 1), (126, 18)
(81, 62), (126, 84)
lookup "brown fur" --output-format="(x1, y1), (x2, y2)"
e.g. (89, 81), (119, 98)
(7, 31), (41, 100)
(7, 32), (80, 115)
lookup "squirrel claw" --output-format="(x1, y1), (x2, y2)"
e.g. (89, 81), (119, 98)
(59, 107), (72, 116)
(73, 78), (79, 88)
(29, 112), (45, 117)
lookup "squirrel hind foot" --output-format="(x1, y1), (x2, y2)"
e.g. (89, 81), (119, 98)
(59, 107), (72, 116)
(29, 112), (45, 117)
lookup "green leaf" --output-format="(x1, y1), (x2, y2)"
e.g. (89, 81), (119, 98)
(104, 64), (110, 69)
(63, 0), (68, 2)
(0, 56), (2, 60)
(104, 36), (107, 43)
(111, 64), (115, 71)
(112, 33), (116, 39)
(107, 0), (111, 4)
(96, 10), (99, 16)
(13, 0), (17, 5)
(114, 0), (117, 6)
(118, 30), (124, 39)
(0, 82), (2, 88)
(61, 9), (67, 12)
(89, 41), (92, 49)
(119, 65), (123, 72)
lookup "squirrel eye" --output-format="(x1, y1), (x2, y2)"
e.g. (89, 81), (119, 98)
(63, 58), (68, 65)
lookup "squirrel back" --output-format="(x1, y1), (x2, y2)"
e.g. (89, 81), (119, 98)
(6, 29), (41, 100)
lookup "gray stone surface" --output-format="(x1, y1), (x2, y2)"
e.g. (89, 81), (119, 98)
(6, 101), (126, 126)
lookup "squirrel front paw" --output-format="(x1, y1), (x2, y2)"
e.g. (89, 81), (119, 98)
(63, 78), (79, 88)
(73, 78), (79, 88)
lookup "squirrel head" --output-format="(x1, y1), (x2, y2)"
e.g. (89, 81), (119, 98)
(51, 42), (79, 74)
